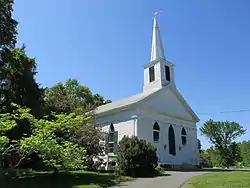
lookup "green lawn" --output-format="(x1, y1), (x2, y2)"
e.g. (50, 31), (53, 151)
(183, 171), (250, 188)
(1, 170), (134, 188)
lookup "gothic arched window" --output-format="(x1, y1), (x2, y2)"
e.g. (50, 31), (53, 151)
(109, 123), (115, 142)
(109, 123), (115, 132)
(153, 122), (160, 142)
(168, 125), (176, 155)
(106, 123), (118, 153)
(181, 128), (187, 146)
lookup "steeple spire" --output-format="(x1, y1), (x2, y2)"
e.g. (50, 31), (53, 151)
(150, 12), (165, 62)
(143, 12), (175, 92)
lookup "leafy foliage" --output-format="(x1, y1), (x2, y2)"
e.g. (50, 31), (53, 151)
(44, 78), (111, 115)
(75, 124), (104, 169)
(43, 112), (104, 169)
(20, 127), (86, 170)
(0, 105), (87, 171)
(200, 119), (245, 167)
(117, 136), (158, 177)
(200, 119), (246, 148)
(199, 149), (213, 168)
(240, 140), (250, 167)
(200, 143), (244, 168)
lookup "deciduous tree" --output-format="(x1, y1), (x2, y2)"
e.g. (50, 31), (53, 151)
(239, 141), (250, 167)
(200, 119), (245, 168)
(44, 78), (110, 115)
(0, 105), (87, 171)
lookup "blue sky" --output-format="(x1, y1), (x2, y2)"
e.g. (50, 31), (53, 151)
(13, 0), (250, 149)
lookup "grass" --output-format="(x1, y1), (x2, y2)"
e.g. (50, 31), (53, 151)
(1, 170), (134, 188)
(182, 171), (250, 188)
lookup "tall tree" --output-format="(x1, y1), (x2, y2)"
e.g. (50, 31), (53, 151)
(200, 119), (245, 168)
(0, 47), (44, 117)
(0, 0), (18, 48)
(0, 1), (43, 117)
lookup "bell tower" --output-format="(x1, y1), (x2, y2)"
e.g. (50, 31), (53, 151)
(143, 13), (175, 92)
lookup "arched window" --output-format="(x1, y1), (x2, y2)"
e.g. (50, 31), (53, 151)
(109, 123), (115, 132)
(108, 123), (115, 152)
(168, 125), (176, 155)
(153, 122), (160, 142)
(181, 128), (187, 145)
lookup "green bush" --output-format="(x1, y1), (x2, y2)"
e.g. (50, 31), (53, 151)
(117, 136), (158, 177)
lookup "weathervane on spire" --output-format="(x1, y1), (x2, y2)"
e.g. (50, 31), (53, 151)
(153, 11), (163, 17)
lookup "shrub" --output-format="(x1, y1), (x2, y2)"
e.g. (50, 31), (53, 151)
(117, 136), (158, 177)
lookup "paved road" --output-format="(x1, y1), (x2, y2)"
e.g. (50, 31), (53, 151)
(111, 171), (208, 188)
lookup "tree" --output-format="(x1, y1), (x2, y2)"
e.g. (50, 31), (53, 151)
(0, 47), (44, 117)
(197, 138), (201, 153)
(200, 119), (245, 167)
(0, 104), (38, 169)
(44, 78), (110, 115)
(49, 112), (104, 170)
(239, 141), (250, 167)
(199, 150), (212, 168)
(0, 0), (18, 48)
(224, 142), (242, 167)
(75, 124), (104, 170)
(105, 100), (112, 104)
(117, 136), (158, 177)
(20, 122), (86, 171)
(0, 1), (44, 118)
(0, 105), (87, 171)
(207, 147), (222, 167)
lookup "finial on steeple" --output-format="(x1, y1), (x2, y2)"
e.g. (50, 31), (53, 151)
(154, 11), (162, 16)
(150, 11), (165, 62)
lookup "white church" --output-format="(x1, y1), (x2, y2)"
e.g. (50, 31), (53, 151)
(94, 14), (200, 169)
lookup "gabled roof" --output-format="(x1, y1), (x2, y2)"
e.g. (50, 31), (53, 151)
(94, 88), (160, 115)
(94, 85), (199, 122)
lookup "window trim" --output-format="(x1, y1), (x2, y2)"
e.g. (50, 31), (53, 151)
(153, 122), (160, 142)
(165, 65), (171, 81)
(149, 66), (155, 82)
(181, 128), (187, 146)
(108, 123), (115, 153)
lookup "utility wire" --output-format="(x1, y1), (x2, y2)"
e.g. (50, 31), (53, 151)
(197, 109), (250, 116)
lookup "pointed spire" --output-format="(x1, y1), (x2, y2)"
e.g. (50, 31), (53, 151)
(150, 13), (165, 62)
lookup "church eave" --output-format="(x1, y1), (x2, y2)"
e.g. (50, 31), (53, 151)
(94, 103), (137, 117)
(138, 107), (197, 123)
(138, 85), (200, 123)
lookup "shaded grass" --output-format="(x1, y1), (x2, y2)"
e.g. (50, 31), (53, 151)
(182, 171), (250, 188)
(1, 170), (134, 188)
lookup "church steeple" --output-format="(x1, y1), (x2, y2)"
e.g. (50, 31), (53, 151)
(143, 12), (175, 92)
(150, 14), (165, 62)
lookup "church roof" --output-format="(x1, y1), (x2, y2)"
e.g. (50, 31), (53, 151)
(95, 88), (159, 115)
(94, 85), (199, 122)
